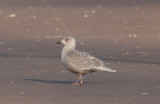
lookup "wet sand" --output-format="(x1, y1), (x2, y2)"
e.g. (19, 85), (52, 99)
(0, 0), (160, 104)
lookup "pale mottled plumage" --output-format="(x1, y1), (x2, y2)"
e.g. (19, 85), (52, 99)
(57, 36), (116, 85)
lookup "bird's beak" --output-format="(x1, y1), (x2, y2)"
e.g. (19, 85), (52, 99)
(56, 41), (62, 44)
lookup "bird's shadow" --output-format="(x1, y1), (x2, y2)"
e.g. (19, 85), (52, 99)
(25, 79), (75, 84)
(25, 79), (98, 84)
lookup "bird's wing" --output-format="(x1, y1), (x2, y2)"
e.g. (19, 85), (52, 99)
(64, 50), (103, 70)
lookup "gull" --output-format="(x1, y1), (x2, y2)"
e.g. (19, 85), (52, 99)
(57, 36), (116, 85)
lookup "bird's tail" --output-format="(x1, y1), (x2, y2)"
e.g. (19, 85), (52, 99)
(92, 67), (116, 72)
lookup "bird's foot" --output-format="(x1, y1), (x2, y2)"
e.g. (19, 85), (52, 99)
(72, 82), (83, 86)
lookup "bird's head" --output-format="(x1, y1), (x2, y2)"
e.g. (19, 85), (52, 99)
(57, 36), (76, 49)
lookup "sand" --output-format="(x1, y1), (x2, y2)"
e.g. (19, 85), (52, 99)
(0, 0), (160, 104)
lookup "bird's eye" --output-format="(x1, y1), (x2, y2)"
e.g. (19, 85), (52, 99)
(65, 38), (69, 41)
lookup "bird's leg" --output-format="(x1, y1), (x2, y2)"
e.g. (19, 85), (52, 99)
(79, 73), (83, 85)
(72, 73), (83, 85)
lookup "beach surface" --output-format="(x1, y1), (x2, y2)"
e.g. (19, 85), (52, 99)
(0, 0), (160, 104)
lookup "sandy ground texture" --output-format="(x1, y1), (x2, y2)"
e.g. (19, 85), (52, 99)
(0, 0), (160, 104)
